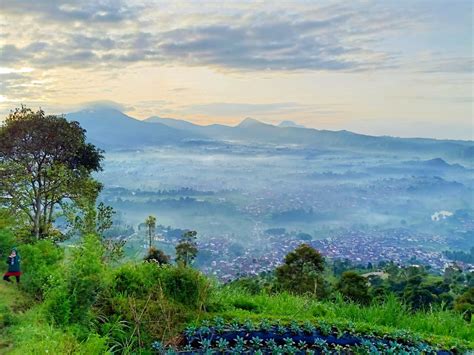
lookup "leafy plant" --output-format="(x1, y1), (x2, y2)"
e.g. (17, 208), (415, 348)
(250, 336), (263, 349)
(216, 338), (229, 351)
(260, 318), (272, 332)
(318, 320), (332, 336)
(303, 320), (315, 334)
(199, 338), (212, 350)
(289, 320), (301, 334)
(276, 324), (287, 334)
(244, 318), (255, 331)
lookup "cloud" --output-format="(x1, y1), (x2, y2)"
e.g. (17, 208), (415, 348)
(0, 2), (409, 72)
(1, 0), (139, 23)
(1, 1), (471, 76)
(417, 56), (474, 74)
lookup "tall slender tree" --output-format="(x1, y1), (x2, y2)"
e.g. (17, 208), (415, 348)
(175, 230), (198, 267)
(145, 215), (156, 249)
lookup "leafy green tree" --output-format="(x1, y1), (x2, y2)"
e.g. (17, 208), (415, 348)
(275, 244), (326, 298)
(454, 287), (473, 321)
(332, 258), (352, 276)
(175, 230), (198, 267)
(145, 215), (157, 249)
(0, 107), (103, 239)
(337, 271), (371, 305)
(444, 264), (463, 283)
(67, 202), (115, 237)
(402, 275), (437, 311)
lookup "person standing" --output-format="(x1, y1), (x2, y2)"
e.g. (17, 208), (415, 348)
(3, 248), (21, 283)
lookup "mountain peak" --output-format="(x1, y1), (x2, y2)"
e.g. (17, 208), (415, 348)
(237, 117), (267, 128)
(278, 120), (305, 128)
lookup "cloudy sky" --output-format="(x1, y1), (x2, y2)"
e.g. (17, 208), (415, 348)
(0, 0), (472, 139)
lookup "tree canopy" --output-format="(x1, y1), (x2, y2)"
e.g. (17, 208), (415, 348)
(175, 230), (198, 267)
(275, 243), (326, 297)
(0, 107), (103, 239)
(337, 271), (371, 305)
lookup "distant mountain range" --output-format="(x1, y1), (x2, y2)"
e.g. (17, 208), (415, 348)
(67, 108), (474, 162)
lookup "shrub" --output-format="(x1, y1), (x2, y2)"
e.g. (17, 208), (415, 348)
(43, 282), (71, 326)
(18, 240), (64, 300)
(161, 266), (209, 308)
(0, 227), (16, 259)
(454, 287), (473, 321)
(109, 262), (160, 297)
(43, 234), (105, 327)
(66, 234), (106, 325)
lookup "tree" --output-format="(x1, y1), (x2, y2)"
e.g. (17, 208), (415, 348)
(275, 244), (326, 298)
(454, 287), (473, 321)
(337, 271), (371, 305)
(145, 215), (156, 249)
(175, 230), (198, 267)
(0, 107), (103, 239)
(404, 286), (436, 311)
(67, 202), (115, 237)
(144, 246), (170, 265)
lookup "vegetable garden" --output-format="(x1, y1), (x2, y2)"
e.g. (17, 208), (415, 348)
(152, 317), (456, 354)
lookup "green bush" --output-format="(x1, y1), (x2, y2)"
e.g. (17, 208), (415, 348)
(18, 240), (63, 300)
(43, 282), (71, 326)
(454, 287), (473, 321)
(43, 234), (106, 327)
(67, 234), (105, 325)
(109, 262), (160, 297)
(0, 227), (16, 259)
(161, 266), (209, 308)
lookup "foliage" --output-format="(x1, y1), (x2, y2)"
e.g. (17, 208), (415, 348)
(17, 240), (64, 300)
(210, 286), (473, 347)
(444, 247), (474, 264)
(97, 262), (210, 349)
(275, 244), (326, 298)
(144, 246), (170, 265)
(67, 201), (116, 238)
(145, 215), (156, 250)
(0, 226), (16, 260)
(161, 265), (209, 308)
(0, 107), (103, 239)
(44, 234), (105, 327)
(454, 287), (473, 321)
(174, 317), (465, 354)
(175, 230), (198, 267)
(337, 271), (371, 305)
(1, 221), (472, 354)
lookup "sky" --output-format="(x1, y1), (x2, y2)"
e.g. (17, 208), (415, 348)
(0, 0), (472, 139)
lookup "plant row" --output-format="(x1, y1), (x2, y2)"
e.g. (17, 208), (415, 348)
(150, 318), (454, 354)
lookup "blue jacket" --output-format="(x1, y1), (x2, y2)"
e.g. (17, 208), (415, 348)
(6, 255), (20, 273)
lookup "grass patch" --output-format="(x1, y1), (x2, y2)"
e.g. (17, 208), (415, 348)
(209, 286), (473, 350)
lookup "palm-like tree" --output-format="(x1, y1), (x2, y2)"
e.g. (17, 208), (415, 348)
(145, 215), (157, 249)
